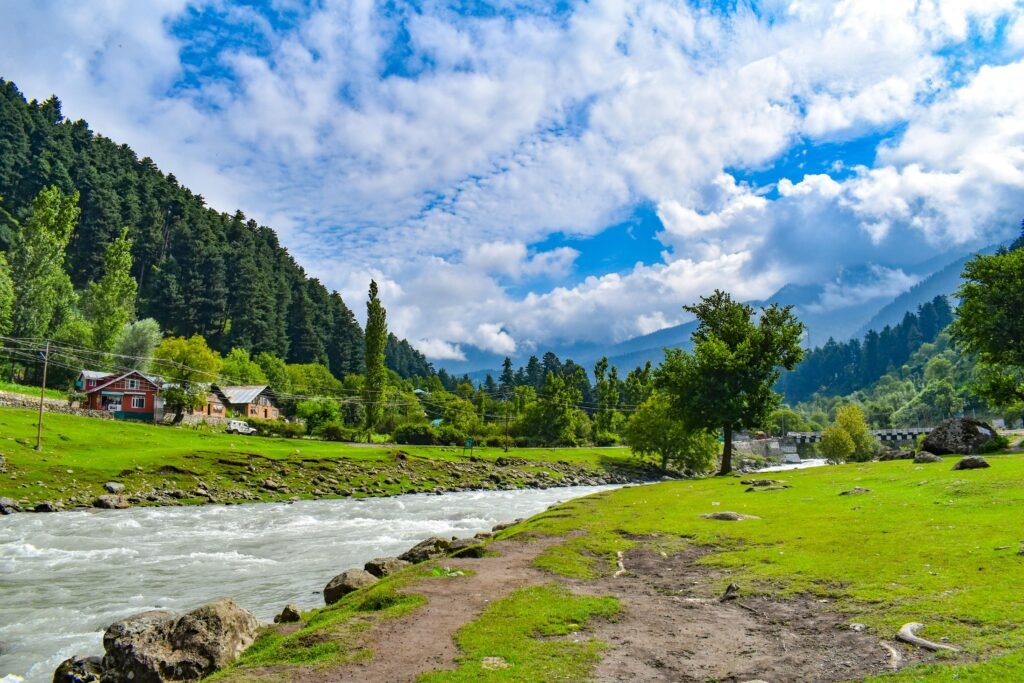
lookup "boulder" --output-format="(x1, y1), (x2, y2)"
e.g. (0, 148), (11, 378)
(922, 418), (998, 455)
(0, 497), (23, 515)
(839, 487), (872, 496)
(104, 482), (126, 494)
(273, 604), (301, 624)
(913, 451), (943, 464)
(102, 598), (258, 683)
(364, 557), (411, 578)
(35, 501), (60, 512)
(952, 455), (990, 471)
(398, 536), (451, 563)
(323, 569), (377, 605)
(94, 494), (129, 510)
(53, 654), (104, 682)
(877, 449), (914, 461)
(700, 511), (760, 521)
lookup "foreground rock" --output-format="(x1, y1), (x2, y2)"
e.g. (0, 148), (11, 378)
(324, 569), (377, 605)
(952, 455), (990, 471)
(0, 496), (23, 514)
(273, 604), (301, 623)
(877, 449), (914, 461)
(922, 418), (997, 455)
(104, 481), (126, 494)
(53, 654), (103, 682)
(701, 511), (760, 521)
(398, 536), (451, 563)
(364, 557), (411, 578)
(102, 598), (258, 682)
(839, 487), (872, 496)
(913, 451), (943, 464)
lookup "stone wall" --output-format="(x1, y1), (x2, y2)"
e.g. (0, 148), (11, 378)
(0, 391), (115, 419)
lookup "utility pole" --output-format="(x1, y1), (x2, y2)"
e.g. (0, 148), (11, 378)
(35, 341), (50, 451)
(504, 402), (510, 453)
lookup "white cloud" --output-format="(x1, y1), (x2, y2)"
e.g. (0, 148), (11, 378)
(413, 339), (466, 361)
(807, 266), (921, 313)
(2, 0), (1023, 360)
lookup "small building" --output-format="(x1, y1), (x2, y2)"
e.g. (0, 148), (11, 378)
(214, 385), (280, 421)
(188, 385), (226, 419)
(76, 369), (162, 421)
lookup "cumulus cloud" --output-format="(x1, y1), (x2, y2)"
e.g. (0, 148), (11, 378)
(2, 0), (1023, 360)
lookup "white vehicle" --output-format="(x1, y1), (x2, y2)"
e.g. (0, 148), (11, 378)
(226, 419), (257, 435)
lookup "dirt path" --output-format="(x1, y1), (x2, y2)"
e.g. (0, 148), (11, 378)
(293, 537), (560, 682)
(582, 546), (927, 683)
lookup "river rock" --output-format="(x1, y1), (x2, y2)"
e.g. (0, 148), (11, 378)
(398, 536), (451, 563)
(922, 418), (997, 455)
(104, 482), (126, 494)
(839, 487), (872, 496)
(0, 497), (24, 514)
(94, 494), (129, 509)
(53, 654), (103, 682)
(102, 598), (258, 683)
(35, 501), (60, 512)
(273, 604), (301, 623)
(913, 451), (943, 463)
(952, 455), (990, 470)
(364, 557), (411, 578)
(448, 538), (487, 557)
(324, 569), (377, 605)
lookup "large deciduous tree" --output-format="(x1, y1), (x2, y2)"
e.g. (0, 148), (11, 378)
(154, 334), (222, 422)
(113, 318), (162, 371)
(363, 280), (387, 438)
(656, 290), (805, 475)
(623, 392), (718, 473)
(951, 245), (1024, 410)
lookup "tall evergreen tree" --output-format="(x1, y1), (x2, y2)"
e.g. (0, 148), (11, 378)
(363, 280), (387, 436)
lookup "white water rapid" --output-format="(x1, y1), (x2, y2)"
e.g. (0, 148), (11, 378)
(0, 485), (616, 682)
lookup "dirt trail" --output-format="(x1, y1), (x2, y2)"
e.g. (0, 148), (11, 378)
(583, 546), (927, 683)
(291, 537), (560, 682)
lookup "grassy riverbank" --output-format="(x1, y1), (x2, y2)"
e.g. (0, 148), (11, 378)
(0, 407), (642, 510)
(210, 448), (1024, 681)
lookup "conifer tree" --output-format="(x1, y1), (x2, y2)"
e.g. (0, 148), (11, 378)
(363, 280), (387, 437)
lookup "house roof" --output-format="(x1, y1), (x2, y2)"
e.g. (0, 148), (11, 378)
(80, 370), (109, 381)
(217, 385), (273, 405)
(84, 370), (162, 394)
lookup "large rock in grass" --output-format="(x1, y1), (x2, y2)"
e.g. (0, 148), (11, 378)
(878, 449), (914, 461)
(364, 557), (411, 578)
(952, 455), (990, 471)
(922, 418), (997, 455)
(324, 569), (377, 605)
(0, 497), (23, 514)
(94, 494), (129, 510)
(102, 598), (258, 682)
(913, 451), (943, 464)
(398, 536), (451, 563)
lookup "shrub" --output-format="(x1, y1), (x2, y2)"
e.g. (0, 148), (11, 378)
(978, 434), (1010, 454)
(317, 422), (362, 442)
(436, 424), (468, 446)
(248, 418), (305, 439)
(593, 430), (619, 446)
(394, 423), (438, 445)
(484, 436), (505, 448)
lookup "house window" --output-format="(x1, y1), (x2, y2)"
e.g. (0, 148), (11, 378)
(131, 396), (145, 409)
(127, 379), (139, 390)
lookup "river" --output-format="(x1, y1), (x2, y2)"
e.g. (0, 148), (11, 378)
(0, 485), (617, 682)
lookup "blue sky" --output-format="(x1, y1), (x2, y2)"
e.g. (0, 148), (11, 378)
(2, 0), (1024, 360)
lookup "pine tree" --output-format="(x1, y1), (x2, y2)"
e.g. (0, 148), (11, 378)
(363, 280), (387, 437)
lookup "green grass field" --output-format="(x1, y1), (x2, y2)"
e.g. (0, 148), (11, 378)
(503, 452), (1024, 680)
(0, 407), (638, 508)
(0, 380), (66, 400)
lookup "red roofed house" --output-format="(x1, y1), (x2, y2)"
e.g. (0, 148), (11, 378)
(76, 370), (161, 422)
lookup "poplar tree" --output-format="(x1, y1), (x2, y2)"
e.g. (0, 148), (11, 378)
(363, 280), (387, 438)
(0, 253), (13, 335)
(84, 228), (137, 350)
(10, 186), (78, 339)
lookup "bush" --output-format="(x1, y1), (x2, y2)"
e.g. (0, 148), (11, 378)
(978, 434), (1010, 454)
(484, 436), (505, 448)
(317, 422), (362, 442)
(593, 430), (619, 446)
(248, 418), (305, 439)
(394, 423), (438, 445)
(436, 424), (468, 446)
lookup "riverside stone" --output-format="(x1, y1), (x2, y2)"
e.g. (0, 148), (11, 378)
(364, 557), (411, 578)
(104, 482), (126, 494)
(952, 455), (990, 470)
(102, 598), (258, 682)
(273, 604), (301, 623)
(324, 569), (377, 605)
(0, 496), (23, 514)
(398, 536), (451, 563)
(922, 418), (997, 455)
(913, 451), (943, 464)
(53, 654), (103, 682)
(94, 494), (129, 509)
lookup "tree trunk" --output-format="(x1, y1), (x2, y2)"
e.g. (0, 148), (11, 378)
(718, 424), (733, 476)
(172, 409), (185, 424)
(661, 452), (669, 473)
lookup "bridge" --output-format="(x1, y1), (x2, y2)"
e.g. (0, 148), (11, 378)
(785, 427), (933, 445)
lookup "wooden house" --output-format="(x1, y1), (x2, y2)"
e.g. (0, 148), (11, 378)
(213, 385), (280, 421)
(76, 370), (162, 421)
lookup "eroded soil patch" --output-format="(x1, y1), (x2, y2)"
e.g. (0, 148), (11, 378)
(583, 546), (930, 683)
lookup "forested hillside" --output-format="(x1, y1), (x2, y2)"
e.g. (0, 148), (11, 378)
(0, 80), (378, 379)
(778, 296), (953, 403)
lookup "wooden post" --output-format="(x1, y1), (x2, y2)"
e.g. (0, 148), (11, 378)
(35, 342), (50, 451)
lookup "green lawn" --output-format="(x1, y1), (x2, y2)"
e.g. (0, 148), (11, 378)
(503, 453), (1024, 680)
(0, 407), (638, 508)
(0, 380), (66, 400)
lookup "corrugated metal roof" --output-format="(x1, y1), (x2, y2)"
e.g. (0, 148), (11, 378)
(219, 385), (270, 405)
(81, 370), (109, 380)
